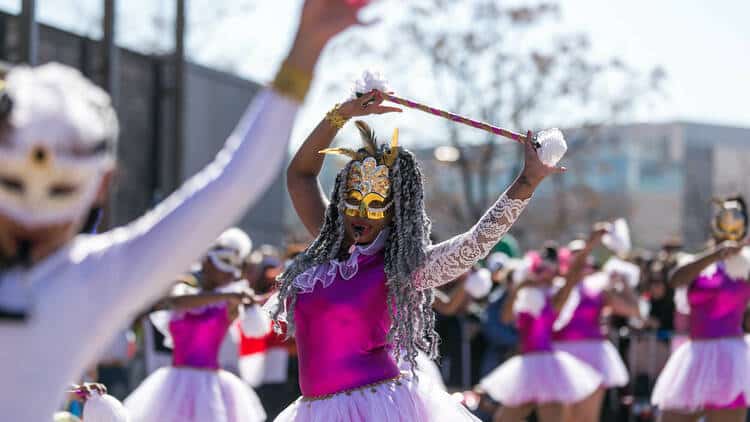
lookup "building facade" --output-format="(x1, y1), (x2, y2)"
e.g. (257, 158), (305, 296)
(415, 122), (750, 251)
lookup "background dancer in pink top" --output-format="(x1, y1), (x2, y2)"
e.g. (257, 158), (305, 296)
(652, 196), (750, 422)
(124, 228), (267, 422)
(479, 234), (605, 422)
(552, 228), (641, 422)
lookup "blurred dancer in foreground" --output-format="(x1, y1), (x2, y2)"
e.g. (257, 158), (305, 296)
(0, 1), (366, 420)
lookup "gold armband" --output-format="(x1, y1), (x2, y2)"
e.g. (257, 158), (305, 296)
(271, 61), (312, 103)
(325, 103), (350, 130)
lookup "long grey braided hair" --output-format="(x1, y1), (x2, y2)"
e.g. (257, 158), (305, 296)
(272, 121), (439, 370)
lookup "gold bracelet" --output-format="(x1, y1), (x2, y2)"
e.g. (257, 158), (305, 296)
(325, 103), (350, 130)
(271, 61), (312, 103)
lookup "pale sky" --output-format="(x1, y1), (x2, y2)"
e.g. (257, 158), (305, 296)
(1, 0), (748, 150)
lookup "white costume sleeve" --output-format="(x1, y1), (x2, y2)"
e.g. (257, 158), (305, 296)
(413, 193), (530, 290)
(86, 89), (298, 328)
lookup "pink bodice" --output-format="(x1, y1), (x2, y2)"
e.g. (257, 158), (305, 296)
(169, 304), (230, 369)
(517, 298), (557, 353)
(553, 285), (605, 341)
(688, 264), (750, 339)
(293, 252), (400, 397)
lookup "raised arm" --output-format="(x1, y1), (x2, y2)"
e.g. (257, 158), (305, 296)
(432, 276), (469, 316)
(669, 241), (744, 288)
(413, 132), (565, 290)
(88, 0), (371, 324)
(604, 284), (641, 319)
(501, 283), (525, 324)
(288, 91), (401, 236)
(552, 225), (607, 313)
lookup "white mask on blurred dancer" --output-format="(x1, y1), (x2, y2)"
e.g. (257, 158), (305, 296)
(0, 63), (117, 228)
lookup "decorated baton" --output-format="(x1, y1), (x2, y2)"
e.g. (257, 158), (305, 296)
(380, 92), (528, 144)
(351, 70), (568, 167)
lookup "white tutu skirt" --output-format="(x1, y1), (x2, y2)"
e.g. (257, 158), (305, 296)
(479, 351), (602, 406)
(274, 373), (479, 422)
(554, 339), (629, 388)
(652, 337), (750, 411)
(124, 366), (266, 422)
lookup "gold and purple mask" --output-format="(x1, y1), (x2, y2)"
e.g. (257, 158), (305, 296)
(343, 157), (392, 219)
(320, 122), (399, 220)
(713, 199), (747, 241)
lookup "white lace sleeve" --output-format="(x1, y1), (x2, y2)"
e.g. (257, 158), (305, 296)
(413, 192), (530, 290)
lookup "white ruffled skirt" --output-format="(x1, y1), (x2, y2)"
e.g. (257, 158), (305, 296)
(554, 339), (629, 388)
(479, 351), (602, 406)
(274, 373), (478, 422)
(123, 366), (266, 422)
(652, 337), (750, 411)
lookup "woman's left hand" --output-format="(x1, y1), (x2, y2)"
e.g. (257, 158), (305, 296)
(338, 90), (402, 118)
(519, 130), (566, 187)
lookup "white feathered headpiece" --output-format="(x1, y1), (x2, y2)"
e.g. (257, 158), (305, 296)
(207, 227), (252, 277)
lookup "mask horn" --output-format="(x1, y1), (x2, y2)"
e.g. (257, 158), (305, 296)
(383, 128), (399, 167)
(318, 147), (361, 161)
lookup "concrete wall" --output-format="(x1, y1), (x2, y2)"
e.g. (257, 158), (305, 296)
(0, 12), (287, 247)
(182, 63), (286, 246)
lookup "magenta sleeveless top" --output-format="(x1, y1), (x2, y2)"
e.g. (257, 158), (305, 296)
(553, 285), (605, 341)
(517, 298), (557, 353)
(293, 251), (400, 397)
(688, 264), (750, 339)
(169, 304), (230, 369)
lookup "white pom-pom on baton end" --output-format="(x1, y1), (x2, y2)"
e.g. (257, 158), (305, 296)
(534, 128), (567, 167)
(83, 392), (130, 422)
(349, 69), (391, 100)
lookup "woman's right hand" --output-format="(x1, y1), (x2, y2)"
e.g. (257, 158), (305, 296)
(338, 90), (402, 119)
(286, 0), (375, 73)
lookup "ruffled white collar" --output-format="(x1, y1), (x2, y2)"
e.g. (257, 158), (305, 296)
(293, 228), (390, 294)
